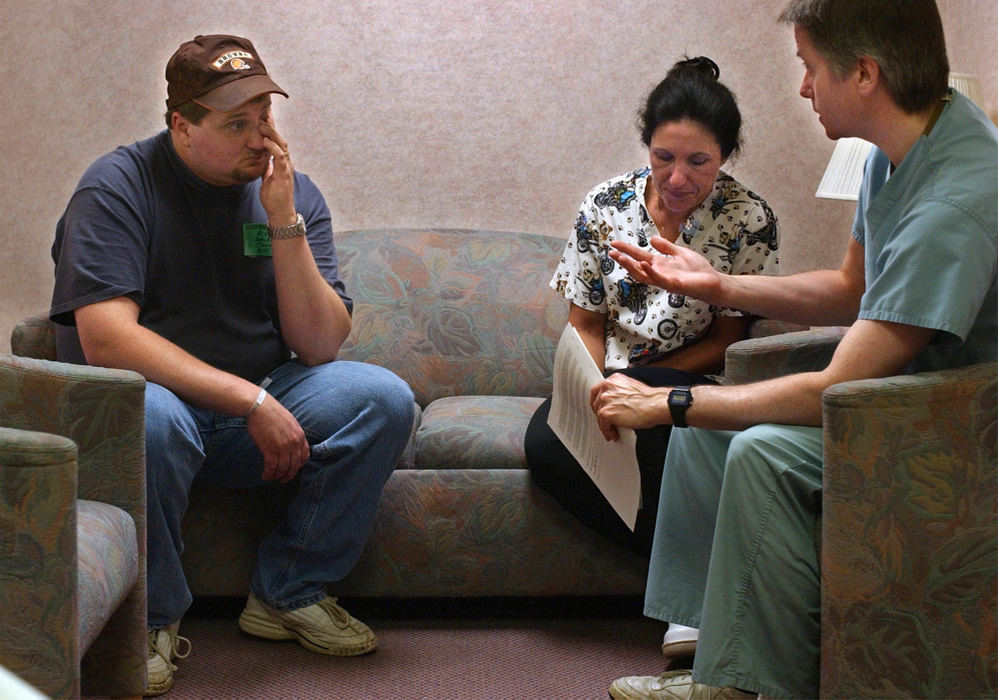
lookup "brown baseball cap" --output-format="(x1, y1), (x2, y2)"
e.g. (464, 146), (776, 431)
(165, 34), (288, 112)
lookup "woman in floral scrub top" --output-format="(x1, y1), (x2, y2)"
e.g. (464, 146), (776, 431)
(526, 56), (779, 556)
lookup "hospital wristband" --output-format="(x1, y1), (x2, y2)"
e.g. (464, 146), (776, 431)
(245, 387), (268, 418)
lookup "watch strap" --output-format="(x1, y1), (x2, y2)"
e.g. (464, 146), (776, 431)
(267, 213), (306, 240)
(668, 385), (693, 428)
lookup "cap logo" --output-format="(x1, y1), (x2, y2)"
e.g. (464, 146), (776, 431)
(212, 50), (254, 71)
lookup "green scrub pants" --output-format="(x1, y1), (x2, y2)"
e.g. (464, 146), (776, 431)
(643, 424), (824, 698)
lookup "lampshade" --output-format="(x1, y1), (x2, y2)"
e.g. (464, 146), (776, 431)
(814, 138), (875, 200)
(948, 72), (984, 107)
(815, 73), (985, 200)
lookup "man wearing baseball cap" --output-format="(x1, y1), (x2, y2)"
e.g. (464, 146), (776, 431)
(50, 35), (415, 696)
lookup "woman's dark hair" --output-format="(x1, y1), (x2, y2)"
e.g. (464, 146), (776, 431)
(638, 56), (742, 159)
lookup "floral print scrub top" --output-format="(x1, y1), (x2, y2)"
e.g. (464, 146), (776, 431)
(552, 168), (779, 370)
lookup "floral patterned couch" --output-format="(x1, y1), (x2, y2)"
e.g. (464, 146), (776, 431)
(177, 228), (651, 598)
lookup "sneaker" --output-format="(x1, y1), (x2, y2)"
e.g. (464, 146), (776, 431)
(661, 623), (699, 659)
(609, 670), (754, 699)
(145, 622), (191, 697)
(238, 592), (377, 656)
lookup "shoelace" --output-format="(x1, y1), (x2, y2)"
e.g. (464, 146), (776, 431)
(149, 626), (192, 670)
(315, 596), (352, 628)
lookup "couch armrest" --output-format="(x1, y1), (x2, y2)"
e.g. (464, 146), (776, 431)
(0, 427), (81, 697)
(820, 361), (998, 698)
(10, 314), (57, 361)
(723, 326), (847, 385)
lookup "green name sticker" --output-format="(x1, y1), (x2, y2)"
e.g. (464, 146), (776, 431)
(243, 223), (272, 257)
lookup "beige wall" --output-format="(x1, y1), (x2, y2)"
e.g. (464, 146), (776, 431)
(1, 0), (994, 353)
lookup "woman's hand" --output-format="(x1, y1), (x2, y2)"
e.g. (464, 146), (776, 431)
(610, 236), (724, 306)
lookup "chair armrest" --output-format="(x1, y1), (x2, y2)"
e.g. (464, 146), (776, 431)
(0, 355), (149, 696)
(0, 426), (80, 697)
(820, 361), (998, 698)
(822, 360), (998, 413)
(10, 314), (57, 361)
(0, 354), (145, 520)
(745, 318), (809, 339)
(723, 326), (847, 384)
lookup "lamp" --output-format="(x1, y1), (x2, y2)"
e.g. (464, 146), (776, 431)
(814, 138), (875, 200)
(815, 73), (985, 200)
(948, 72), (984, 107)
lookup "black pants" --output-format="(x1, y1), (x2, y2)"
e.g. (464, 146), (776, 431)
(525, 366), (717, 557)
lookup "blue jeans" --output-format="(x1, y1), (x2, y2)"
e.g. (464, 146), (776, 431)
(644, 424), (824, 698)
(144, 359), (415, 627)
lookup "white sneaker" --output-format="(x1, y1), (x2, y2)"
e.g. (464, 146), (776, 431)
(610, 670), (754, 699)
(661, 623), (699, 658)
(238, 592), (377, 656)
(145, 621), (191, 696)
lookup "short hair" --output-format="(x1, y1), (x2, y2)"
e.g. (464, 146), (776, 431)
(779, 0), (949, 114)
(638, 56), (742, 160)
(164, 100), (210, 130)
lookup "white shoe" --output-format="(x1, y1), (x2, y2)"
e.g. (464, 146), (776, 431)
(610, 670), (753, 699)
(661, 623), (698, 658)
(239, 592), (377, 656)
(145, 621), (191, 696)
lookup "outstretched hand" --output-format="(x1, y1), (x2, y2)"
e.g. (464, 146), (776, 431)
(610, 236), (723, 306)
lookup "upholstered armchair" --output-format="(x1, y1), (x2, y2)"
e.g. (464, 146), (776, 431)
(0, 354), (147, 698)
(726, 328), (998, 698)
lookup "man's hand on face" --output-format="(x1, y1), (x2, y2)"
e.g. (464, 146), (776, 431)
(246, 395), (311, 482)
(258, 117), (297, 226)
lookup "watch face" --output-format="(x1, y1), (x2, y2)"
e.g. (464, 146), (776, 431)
(669, 389), (691, 407)
(668, 387), (692, 428)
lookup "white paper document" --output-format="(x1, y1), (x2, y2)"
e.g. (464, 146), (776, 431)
(547, 324), (641, 530)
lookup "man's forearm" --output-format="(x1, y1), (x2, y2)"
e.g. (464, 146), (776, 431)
(610, 234), (865, 329)
(659, 318), (937, 431)
(718, 268), (861, 327)
(270, 236), (352, 365)
(75, 298), (264, 417)
(592, 318), (937, 436)
(713, 236), (866, 327)
(684, 372), (827, 429)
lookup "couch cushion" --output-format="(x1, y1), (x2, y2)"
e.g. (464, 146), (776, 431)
(337, 468), (648, 597)
(76, 500), (138, 655)
(335, 229), (567, 406)
(414, 396), (544, 470)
